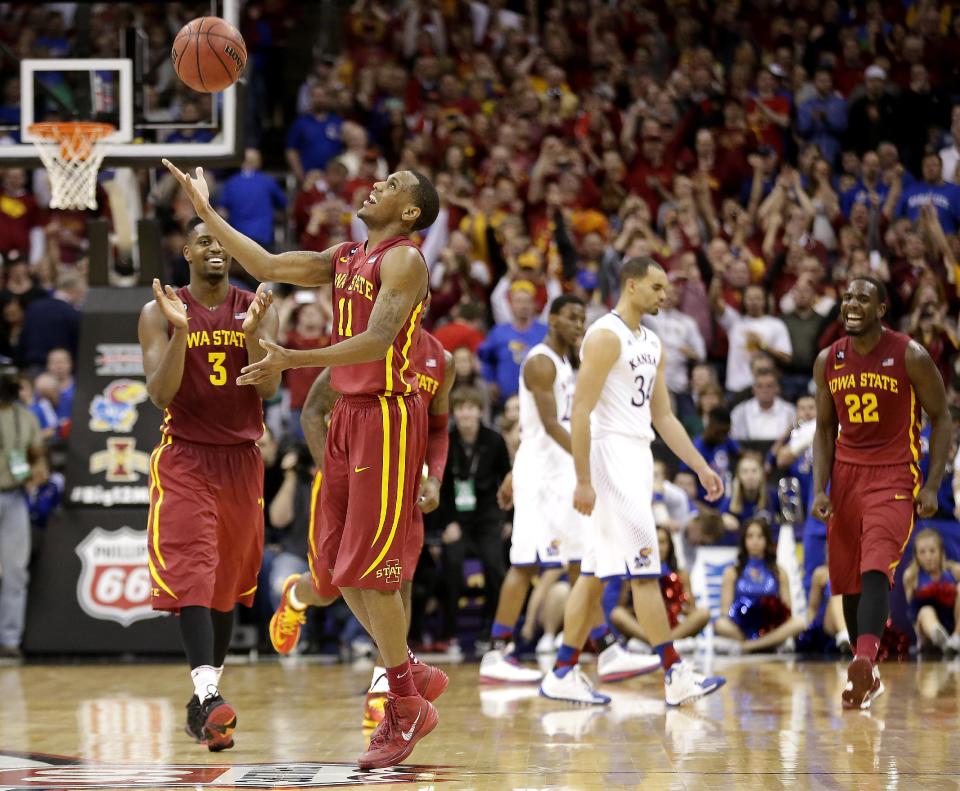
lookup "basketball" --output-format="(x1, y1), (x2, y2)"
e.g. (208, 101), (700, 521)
(171, 16), (246, 93)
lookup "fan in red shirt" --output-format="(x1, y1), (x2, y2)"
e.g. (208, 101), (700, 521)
(282, 300), (331, 415)
(813, 277), (950, 711)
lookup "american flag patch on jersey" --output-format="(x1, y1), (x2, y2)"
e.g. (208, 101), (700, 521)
(234, 312), (247, 320)
(426, 358), (437, 367)
(882, 357), (894, 366)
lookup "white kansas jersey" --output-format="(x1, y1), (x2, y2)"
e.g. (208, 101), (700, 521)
(582, 312), (661, 442)
(515, 343), (575, 469)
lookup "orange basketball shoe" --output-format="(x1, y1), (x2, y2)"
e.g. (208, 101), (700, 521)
(269, 575), (307, 655)
(363, 668), (389, 731)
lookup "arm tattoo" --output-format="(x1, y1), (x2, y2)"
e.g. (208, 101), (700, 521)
(369, 287), (412, 346)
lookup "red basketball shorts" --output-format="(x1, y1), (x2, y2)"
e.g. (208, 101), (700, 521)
(315, 393), (427, 591)
(308, 484), (427, 596)
(146, 436), (265, 612)
(827, 460), (920, 595)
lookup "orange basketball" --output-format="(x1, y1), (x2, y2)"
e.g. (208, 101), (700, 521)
(171, 16), (247, 93)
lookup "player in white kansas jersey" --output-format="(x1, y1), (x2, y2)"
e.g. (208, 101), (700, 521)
(479, 296), (660, 684)
(540, 257), (727, 707)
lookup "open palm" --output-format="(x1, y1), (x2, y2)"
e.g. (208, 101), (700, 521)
(152, 279), (188, 330)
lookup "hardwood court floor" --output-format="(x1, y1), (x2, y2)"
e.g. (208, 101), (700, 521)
(0, 655), (959, 790)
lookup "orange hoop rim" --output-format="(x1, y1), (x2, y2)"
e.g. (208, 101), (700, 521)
(28, 121), (116, 141)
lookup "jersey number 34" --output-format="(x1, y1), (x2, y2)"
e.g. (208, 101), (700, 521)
(632, 374), (654, 408)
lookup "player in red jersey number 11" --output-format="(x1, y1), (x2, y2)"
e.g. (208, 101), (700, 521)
(163, 158), (444, 770)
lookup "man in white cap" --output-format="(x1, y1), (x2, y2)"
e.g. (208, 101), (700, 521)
(847, 64), (897, 154)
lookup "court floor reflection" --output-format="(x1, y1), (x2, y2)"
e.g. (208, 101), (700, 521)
(0, 656), (957, 789)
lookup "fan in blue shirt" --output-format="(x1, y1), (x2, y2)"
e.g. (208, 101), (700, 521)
(216, 149), (287, 249)
(680, 407), (740, 502)
(895, 153), (960, 234)
(285, 85), (344, 177)
(477, 285), (547, 406)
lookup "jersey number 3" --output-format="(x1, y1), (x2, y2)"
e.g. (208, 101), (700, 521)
(844, 392), (879, 423)
(208, 352), (227, 386)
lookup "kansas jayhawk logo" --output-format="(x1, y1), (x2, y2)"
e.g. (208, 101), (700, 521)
(89, 379), (149, 433)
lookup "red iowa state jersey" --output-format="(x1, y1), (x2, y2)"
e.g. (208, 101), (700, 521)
(414, 330), (447, 410)
(162, 286), (264, 445)
(330, 236), (427, 397)
(826, 329), (921, 466)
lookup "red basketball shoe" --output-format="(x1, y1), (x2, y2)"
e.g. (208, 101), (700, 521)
(363, 662), (447, 731)
(357, 694), (438, 769)
(269, 575), (306, 655)
(411, 660), (449, 701)
(841, 656), (884, 710)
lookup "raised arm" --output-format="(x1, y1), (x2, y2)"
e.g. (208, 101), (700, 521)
(570, 329), (619, 515)
(524, 354), (572, 454)
(300, 367), (341, 469)
(907, 340), (950, 518)
(163, 160), (335, 286)
(650, 352), (724, 501)
(138, 280), (189, 409)
(811, 348), (838, 520)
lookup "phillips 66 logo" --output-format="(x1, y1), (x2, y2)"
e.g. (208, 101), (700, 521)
(75, 527), (166, 627)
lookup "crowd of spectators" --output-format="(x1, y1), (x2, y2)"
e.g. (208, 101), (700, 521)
(3, 0), (960, 656)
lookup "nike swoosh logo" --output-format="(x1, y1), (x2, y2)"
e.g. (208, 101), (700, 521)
(354, 466), (370, 473)
(401, 708), (422, 742)
(834, 364), (845, 370)
(894, 494), (909, 500)
(339, 256), (348, 262)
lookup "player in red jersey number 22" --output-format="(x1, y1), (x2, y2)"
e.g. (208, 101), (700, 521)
(812, 276), (951, 710)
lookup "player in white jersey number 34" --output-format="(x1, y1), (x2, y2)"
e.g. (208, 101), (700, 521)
(540, 257), (727, 707)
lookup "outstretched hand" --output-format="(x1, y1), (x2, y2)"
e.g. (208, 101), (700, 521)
(152, 278), (188, 330)
(242, 283), (274, 336)
(162, 159), (211, 213)
(236, 339), (292, 386)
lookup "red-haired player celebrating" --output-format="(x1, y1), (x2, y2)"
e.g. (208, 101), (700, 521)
(813, 276), (951, 710)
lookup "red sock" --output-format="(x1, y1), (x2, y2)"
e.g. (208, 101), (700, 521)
(407, 646), (420, 665)
(655, 642), (681, 671)
(855, 634), (880, 663)
(386, 661), (418, 697)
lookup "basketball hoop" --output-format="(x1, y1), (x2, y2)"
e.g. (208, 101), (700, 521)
(28, 121), (115, 211)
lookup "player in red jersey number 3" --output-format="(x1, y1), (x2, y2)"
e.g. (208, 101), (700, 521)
(163, 158), (444, 769)
(812, 276), (951, 710)
(139, 217), (281, 751)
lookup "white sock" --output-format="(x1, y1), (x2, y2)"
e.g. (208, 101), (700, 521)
(288, 584), (307, 612)
(369, 665), (388, 693)
(191, 665), (219, 703)
(214, 665), (224, 687)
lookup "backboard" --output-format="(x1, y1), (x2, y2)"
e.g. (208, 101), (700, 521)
(0, 0), (243, 167)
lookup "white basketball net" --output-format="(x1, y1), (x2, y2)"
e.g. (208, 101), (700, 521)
(29, 123), (114, 211)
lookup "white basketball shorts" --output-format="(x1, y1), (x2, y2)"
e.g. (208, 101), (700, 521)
(510, 460), (586, 567)
(580, 436), (660, 580)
